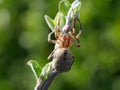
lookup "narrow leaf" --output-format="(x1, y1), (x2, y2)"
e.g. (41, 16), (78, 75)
(44, 15), (56, 31)
(27, 60), (42, 80)
(59, 0), (71, 16)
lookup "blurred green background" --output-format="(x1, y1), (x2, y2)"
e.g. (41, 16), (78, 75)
(0, 0), (120, 90)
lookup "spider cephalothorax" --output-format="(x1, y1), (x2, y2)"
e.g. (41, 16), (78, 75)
(48, 26), (82, 59)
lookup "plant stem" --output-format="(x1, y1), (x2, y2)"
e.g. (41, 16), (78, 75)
(41, 70), (60, 90)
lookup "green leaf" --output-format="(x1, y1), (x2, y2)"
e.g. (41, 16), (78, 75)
(71, 0), (80, 7)
(27, 60), (42, 80)
(71, 0), (81, 18)
(54, 12), (66, 30)
(44, 15), (56, 31)
(54, 12), (60, 23)
(40, 62), (52, 80)
(66, 0), (81, 23)
(59, 0), (71, 16)
(63, 0), (81, 33)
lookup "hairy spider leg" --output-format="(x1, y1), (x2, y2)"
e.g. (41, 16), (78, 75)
(76, 20), (82, 39)
(48, 31), (56, 44)
(48, 13), (62, 59)
(75, 21), (82, 47)
(47, 31), (56, 59)
(55, 12), (61, 38)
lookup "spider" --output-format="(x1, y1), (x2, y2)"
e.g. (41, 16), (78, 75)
(47, 14), (82, 60)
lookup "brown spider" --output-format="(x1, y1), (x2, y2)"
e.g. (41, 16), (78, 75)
(47, 14), (82, 60)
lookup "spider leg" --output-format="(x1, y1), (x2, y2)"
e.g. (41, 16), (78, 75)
(76, 39), (80, 47)
(71, 28), (76, 35)
(76, 30), (82, 39)
(48, 31), (56, 44)
(73, 37), (80, 47)
(57, 12), (61, 33)
(55, 12), (61, 38)
(75, 21), (82, 47)
(48, 50), (55, 60)
(48, 31), (57, 59)
(76, 21), (82, 39)
(71, 8), (77, 29)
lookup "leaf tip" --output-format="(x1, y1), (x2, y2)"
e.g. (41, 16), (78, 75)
(27, 60), (34, 66)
